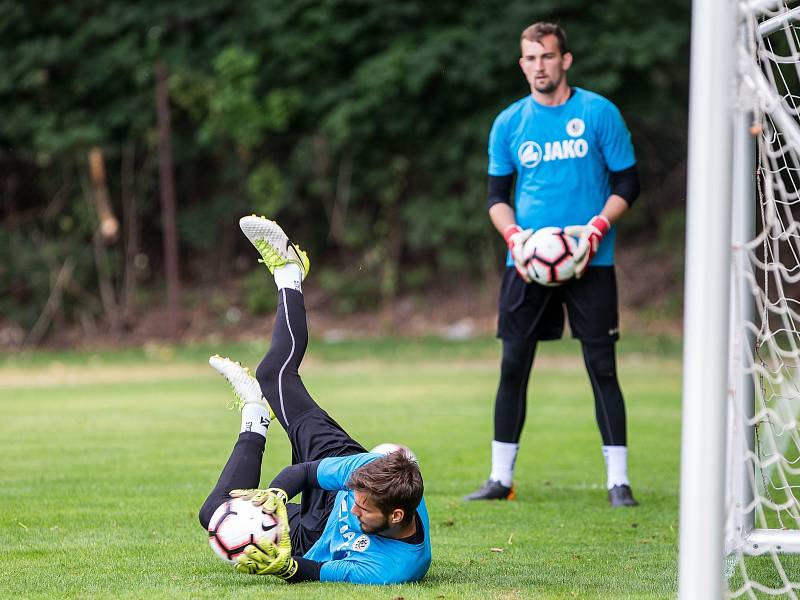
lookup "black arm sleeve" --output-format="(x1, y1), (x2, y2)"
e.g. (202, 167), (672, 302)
(486, 173), (515, 210)
(268, 460), (322, 500)
(285, 557), (324, 583)
(609, 164), (640, 207)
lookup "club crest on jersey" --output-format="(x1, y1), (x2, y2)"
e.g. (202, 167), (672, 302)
(566, 118), (585, 137)
(518, 138), (588, 168)
(351, 534), (370, 552)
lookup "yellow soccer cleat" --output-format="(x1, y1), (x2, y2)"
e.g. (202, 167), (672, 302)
(239, 215), (309, 279)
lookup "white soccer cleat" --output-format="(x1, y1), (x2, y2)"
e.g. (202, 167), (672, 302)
(239, 215), (310, 279)
(208, 354), (272, 417)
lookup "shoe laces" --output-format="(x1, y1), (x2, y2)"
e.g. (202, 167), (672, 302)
(253, 239), (285, 268)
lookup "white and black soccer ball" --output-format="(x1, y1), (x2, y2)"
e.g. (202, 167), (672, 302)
(522, 227), (578, 287)
(370, 442), (417, 461)
(207, 497), (279, 563)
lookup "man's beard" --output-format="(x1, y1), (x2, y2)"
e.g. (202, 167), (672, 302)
(533, 71), (564, 94)
(360, 516), (391, 535)
(534, 79), (557, 94)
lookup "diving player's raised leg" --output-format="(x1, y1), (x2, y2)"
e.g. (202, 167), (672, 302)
(198, 357), (274, 529)
(239, 215), (365, 461)
(239, 215), (365, 547)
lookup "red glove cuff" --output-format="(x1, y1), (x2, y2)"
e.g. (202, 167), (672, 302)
(503, 224), (522, 247)
(590, 215), (611, 236)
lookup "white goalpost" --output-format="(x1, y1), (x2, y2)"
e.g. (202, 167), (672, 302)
(680, 1), (800, 598)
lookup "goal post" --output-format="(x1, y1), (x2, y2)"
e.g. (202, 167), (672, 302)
(679, 0), (735, 596)
(680, 1), (800, 598)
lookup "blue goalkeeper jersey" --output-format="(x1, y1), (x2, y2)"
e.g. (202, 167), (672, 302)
(488, 87), (636, 266)
(303, 453), (432, 585)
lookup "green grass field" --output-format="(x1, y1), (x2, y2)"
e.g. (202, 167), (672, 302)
(0, 337), (681, 599)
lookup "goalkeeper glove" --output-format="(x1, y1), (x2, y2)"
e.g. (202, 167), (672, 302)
(503, 224), (533, 283)
(236, 540), (298, 579)
(231, 487), (295, 579)
(229, 487), (289, 508)
(564, 215), (610, 279)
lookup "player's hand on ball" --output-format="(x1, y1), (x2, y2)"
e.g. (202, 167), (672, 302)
(503, 224), (534, 283)
(235, 540), (298, 579)
(232, 487), (295, 579)
(262, 489), (292, 555)
(229, 487), (288, 508)
(230, 487), (292, 553)
(563, 215), (610, 278)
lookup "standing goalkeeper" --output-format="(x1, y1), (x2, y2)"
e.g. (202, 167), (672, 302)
(464, 22), (640, 506)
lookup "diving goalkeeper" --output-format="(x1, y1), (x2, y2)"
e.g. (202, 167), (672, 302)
(197, 216), (431, 585)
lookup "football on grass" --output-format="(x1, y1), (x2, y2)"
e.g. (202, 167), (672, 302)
(523, 227), (578, 286)
(208, 498), (279, 563)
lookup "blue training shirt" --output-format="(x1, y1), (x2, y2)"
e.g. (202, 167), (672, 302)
(488, 87), (636, 266)
(302, 453), (432, 585)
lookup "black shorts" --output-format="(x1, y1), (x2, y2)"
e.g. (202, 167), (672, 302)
(284, 407), (366, 555)
(497, 266), (620, 344)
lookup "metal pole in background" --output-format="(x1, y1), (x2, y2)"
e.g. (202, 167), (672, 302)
(678, 0), (736, 597)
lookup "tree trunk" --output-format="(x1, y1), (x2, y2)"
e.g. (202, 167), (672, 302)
(155, 60), (181, 338)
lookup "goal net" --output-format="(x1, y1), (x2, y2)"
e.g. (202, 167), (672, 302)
(725, 1), (800, 597)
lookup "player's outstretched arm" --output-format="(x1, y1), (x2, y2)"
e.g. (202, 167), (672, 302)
(237, 545), (323, 582)
(268, 460), (323, 497)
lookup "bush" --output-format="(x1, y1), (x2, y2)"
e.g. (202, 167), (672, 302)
(243, 269), (278, 316)
(318, 265), (383, 315)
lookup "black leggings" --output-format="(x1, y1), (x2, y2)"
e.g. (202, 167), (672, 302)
(199, 288), (364, 543)
(493, 339), (627, 446)
(198, 432), (265, 529)
(255, 288), (318, 430)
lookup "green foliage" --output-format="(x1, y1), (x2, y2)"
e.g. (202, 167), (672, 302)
(318, 265), (383, 315)
(242, 268), (278, 315)
(178, 198), (231, 252)
(193, 46), (298, 152)
(0, 0), (691, 337)
(246, 161), (285, 216)
(0, 198), (110, 332)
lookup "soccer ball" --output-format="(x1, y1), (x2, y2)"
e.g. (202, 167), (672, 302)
(207, 498), (280, 563)
(522, 227), (578, 286)
(370, 443), (417, 461)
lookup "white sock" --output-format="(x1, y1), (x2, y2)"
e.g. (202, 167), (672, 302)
(602, 445), (630, 489)
(273, 264), (302, 292)
(489, 440), (519, 487)
(241, 404), (271, 439)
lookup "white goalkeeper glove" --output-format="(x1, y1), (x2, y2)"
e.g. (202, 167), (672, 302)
(564, 215), (610, 279)
(503, 224), (533, 283)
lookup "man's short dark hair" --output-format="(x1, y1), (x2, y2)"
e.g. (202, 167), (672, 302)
(521, 22), (568, 55)
(347, 451), (423, 525)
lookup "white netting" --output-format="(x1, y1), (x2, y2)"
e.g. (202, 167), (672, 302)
(727, 1), (800, 597)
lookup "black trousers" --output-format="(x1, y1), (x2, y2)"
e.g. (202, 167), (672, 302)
(494, 267), (627, 447)
(199, 288), (365, 554)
